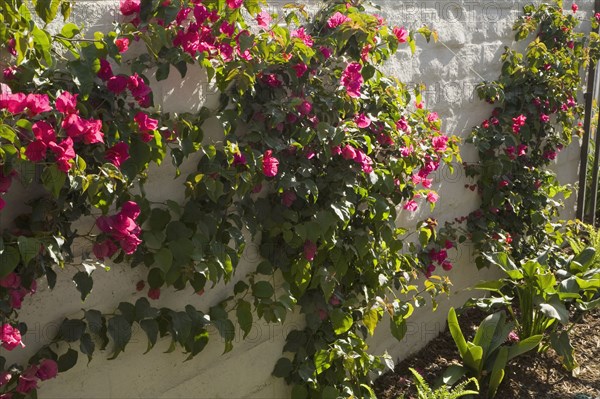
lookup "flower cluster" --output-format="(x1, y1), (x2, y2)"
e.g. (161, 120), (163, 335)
(0, 273), (36, 310)
(11, 359), (58, 394)
(94, 201), (142, 258)
(0, 324), (24, 351)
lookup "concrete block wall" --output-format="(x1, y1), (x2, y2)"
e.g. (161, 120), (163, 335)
(2, 1), (591, 398)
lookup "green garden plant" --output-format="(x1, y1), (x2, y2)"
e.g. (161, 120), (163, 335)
(405, 367), (479, 399)
(443, 307), (542, 398)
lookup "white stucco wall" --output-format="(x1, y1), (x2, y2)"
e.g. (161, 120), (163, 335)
(2, 1), (591, 398)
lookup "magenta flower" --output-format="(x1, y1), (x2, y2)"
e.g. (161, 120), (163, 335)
(292, 62), (308, 78)
(105, 142), (130, 167)
(327, 12), (351, 28)
(93, 239), (119, 260)
(403, 200), (418, 212)
(0, 324), (24, 351)
(291, 27), (314, 47)
(120, 0), (140, 16)
(256, 11), (271, 28)
(432, 135), (448, 152)
(115, 38), (130, 53)
(134, 112), (159, 133)
(341, 62), (363, 98)
(148, 287), (161, 300)
(393, 27), (408, 43)
(25, 93), (52, 116)
(55, 91), (78, 114)
(36, 359), (58, 381)
(262, 150), (279, 177)
(107, 75), (128, 94)
(354, 113), (371, 128)
(319, 46), (333, 59)
(282, 191), (297, 207)
(342, 144), (356, 160)
(303, 240), (317, 261)
(0, 273), (20, 289)
(426, 191), (439, 204)
(226, 0), (243, 9)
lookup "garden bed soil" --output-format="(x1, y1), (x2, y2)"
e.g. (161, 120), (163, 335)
(374, 308), (600, 399)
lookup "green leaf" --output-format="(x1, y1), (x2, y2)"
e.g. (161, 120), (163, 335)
(448, 308), (468, 358)
(57, 349), (78, 372)
(153, 248), (173, 274)
(488, 346), (508, 398)
(463, 345), (483, 374)
(390, 315), (407, 341)
(17, 236), (40, 266)
(322, 386), (339, 399)
(236, 299), (252, 339)
(550, 331), (576, 370)
(539, 297), (569, 324)
(80, 333), (95, 362)
(441, 364), (466, 386)
(330, 308), (353, 335)
(140, 319), (159, 353)
(252, 281), (274, 298)
(34, 0), (61, 23)
(272, 357), (293, 378)
(60, 23), (81, 39)
(363, 307), (379, 336)
(0, 246), (20, 277)
(291, 385), (308, 399)
(59, 319), (86, 342)
(107, 315), (132, 359)
(506, 334), (542, 361)
(42, 165), (67, 198)
(73, 271), (93, 301)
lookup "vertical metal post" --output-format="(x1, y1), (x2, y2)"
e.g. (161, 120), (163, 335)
(577, 0), (600, 223)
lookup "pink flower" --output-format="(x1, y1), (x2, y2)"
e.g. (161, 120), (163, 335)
(505, 146), (516, 159)
(432, 135), (448, 152)
(226, 0), (243, 9)
(399, 145), (414, 157)
(36, 359), (58, 381)
(331, 146), (341, 156)
(6, 38), (16, 56)
(571, 3), (578, 13)
(303, 240), (317, 261)
(327, 12), (351, 28)
(393, 27), (408, 43)
(128, 73), (152, 101)
(93, 239), (119, 260)
(543, 150), (557, 160)
(148, 287), (160, 300)
(341, 62), (363, 98)
(61, 113), (86, 139)
(296, 100), (312, 116)
(25, 140), (47, 162)
(9, 288), (27, 309)
(49, 138), (76, 172)
(262, 73), (282, 88)
(107, 75), (128, 94)
(291, 27), (313, 47)
(25, 94), (51, 116)
(427, 112), (439, 123)
(0, 92), (26, 114)
(256, 11), (271, 28)
(319, 46), (333, 59)
(441, 261), (453, 271)
(115, 38), (130, 53)
(0, 273), (21, 289)
(507, 331), (520, 342)
(426, 191), (439, 203)
(0, 372), (11, 387)
(55, 92), (78, 114)
(292, 62), (308, 78)
(0, 324), (24, 351)
(105, 142), (130, 167)
(220, 21), (235, 37)
(342, 144), (356, 160)
(540, 113), (550, 123)
(97, 59), (113, 81)
(354, 113), (371, 128)
(498, 180), (509, 189)
(232, 152), (247, 167)
(121, 201), (141, 220)
(218, 43), (234, 61)
(403, 200), (418, 212)
(120, 0), (140, 16)
(512, 114), (527, 134)
(282, 191), (296, 207)
(134, 112), (158, 133)
(396, 117), (409, 132)
(517, 144), (527, 156)
(16, 367), (38, 394)
(262, 150), (279, 177)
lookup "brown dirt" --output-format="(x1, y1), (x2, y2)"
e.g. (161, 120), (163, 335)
(374, 308), (600, 399)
